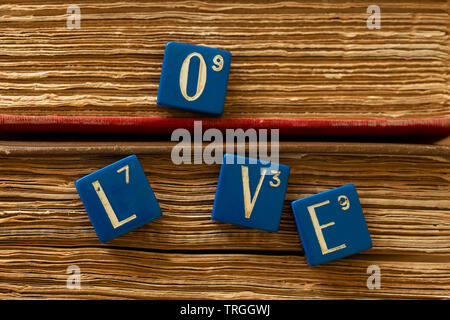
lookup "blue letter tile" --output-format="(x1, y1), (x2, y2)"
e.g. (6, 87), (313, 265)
(212, 154), (290, 232)
(291, 184), (372, 266)
(74, 155), (162, 242)
(157, 42), (231, 115)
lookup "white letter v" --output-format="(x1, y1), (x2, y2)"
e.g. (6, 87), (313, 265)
(241, 166), (267, 219)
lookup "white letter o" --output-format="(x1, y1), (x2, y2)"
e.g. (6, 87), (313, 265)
(179, 52), (207, 101)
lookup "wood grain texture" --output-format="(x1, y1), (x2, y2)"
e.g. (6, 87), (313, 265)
(0, 141), (448, 299)
(0, 0), (448, 120)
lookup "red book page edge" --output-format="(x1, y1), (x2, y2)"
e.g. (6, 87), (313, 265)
(0, 114), (449, 136)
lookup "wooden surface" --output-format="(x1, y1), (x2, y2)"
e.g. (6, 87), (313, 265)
(0, 141), (448, 299)
(0, 0), (448, 120)
(0, 0), (449, 301)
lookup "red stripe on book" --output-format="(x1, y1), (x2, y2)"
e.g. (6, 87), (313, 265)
(0, 114), (449, 135)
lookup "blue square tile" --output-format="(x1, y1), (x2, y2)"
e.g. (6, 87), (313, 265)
(74, 155), (162, 242)
(291, 184), (372, 266)
(157, 42), (231, 115)
(212, 154), (290, 232)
